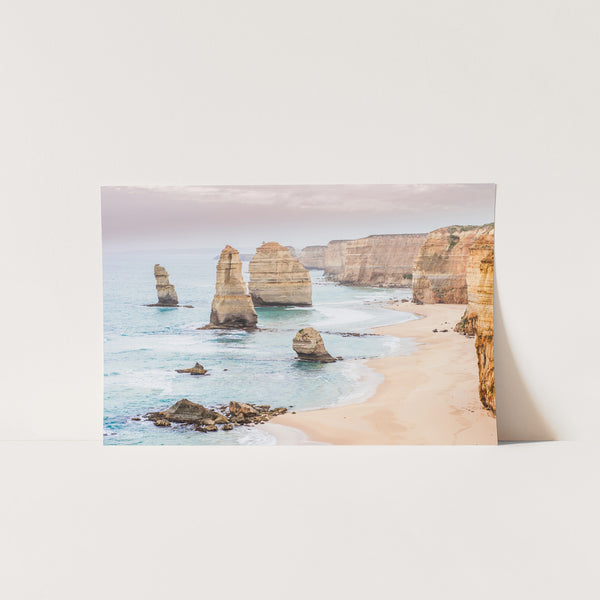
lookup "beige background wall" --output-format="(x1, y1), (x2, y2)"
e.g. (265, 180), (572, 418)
(1, 2), (598, 598)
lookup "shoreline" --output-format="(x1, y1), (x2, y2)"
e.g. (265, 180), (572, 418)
(269, 301), (497, 445)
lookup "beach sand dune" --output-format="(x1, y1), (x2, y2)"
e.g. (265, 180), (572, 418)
(271, 302), (497, 445)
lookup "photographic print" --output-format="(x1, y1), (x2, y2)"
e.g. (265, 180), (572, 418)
(102, 185), (496, 445)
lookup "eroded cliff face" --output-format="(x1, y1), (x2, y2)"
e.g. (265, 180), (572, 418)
(323, 240), (350, 279)
(335, 234), (427, 287)
(209, 245), (257, 329)
(154, 264), (178, 306)
(248, 242), (312, 306)
(299, 245), (327, 269)
(455, 229), (495, 413)
(412, 225), (492, 303)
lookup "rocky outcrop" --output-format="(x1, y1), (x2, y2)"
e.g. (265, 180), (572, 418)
(153, 264), (178, 306)
(455, 229), (495, 412)
(144, 398), (288, 431)
(175, 362), (207, 375)
(286, 246), (298, 258)
(323, 240), (350, 279)
(209, 246), (257, 329)
(299, 245), (327, 269)
(154, 398), (219, 424)
(412, 225), (493, 303)
(248, 242), (312, 306)
(334, 234), (427, 287)
(293, 327), (336, 362)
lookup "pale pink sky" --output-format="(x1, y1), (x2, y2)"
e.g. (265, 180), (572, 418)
(102, 184), (495, 251)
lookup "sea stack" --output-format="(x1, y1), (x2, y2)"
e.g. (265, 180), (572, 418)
(209, 245), (258, 329)
(292, 328), (336, 363)
(154, 264), (178, 306)
(248, 242), (312, 306)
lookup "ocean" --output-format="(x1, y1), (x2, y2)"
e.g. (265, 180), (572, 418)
(103, 248), (417, 445)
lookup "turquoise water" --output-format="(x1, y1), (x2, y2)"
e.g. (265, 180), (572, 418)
(103, 249), (417, 445)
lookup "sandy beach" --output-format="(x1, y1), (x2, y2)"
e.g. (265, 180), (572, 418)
(270, 302), (497, 445)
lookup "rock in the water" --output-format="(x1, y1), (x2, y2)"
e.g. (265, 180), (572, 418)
(153, 264), (179, 306)
(208, 245), (258, 329)
(229, 401), (259, 418)
(292, 327), (336, 363)
(249, 242), (312, 306)
(145, 399), (288, 432)
(160, 398), (218, 424)
(175, 362), (208, 375)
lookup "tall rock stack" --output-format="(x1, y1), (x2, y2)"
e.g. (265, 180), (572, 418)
(412, 225), (492, 304)
(209, 245), (257, 329)
(335, 234), (427, 287)
(154, 264), (179, 306)
(299, 245), (327, 269)
(248, 242), (312, 306)
(455, 229), (495, 412)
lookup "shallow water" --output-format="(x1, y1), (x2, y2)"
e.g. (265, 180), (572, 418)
(103, 248), (416, 445)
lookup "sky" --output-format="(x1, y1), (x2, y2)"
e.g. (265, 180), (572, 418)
(101, 184), (496, 252)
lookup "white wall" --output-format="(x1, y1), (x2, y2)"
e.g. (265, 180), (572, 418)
(0, 0), (598, 442)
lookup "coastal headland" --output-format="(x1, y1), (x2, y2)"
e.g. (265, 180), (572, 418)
(269, 302), (497, 445)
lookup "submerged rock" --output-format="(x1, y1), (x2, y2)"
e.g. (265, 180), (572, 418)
(292, 328), (336, 363)
(208, 245), (258, 329)
(175, 362), (208, 375)
(153, 264), (178, 306)
(249, 242), (312, 306)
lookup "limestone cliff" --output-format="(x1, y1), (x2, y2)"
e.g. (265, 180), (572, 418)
(154, 264), (178, 306)
(209, 245), (257, 329)
(454, 229), (495, 412)
(299, 245), (327, 270)
(334, 234), (427, 287)
(412, 225), (493, 304)
(323, 240), (350, 279)
(248, 242), (312, 306)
